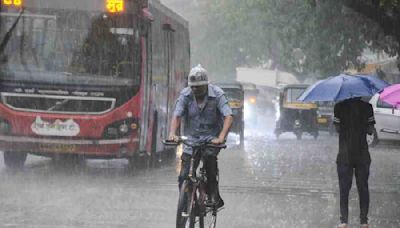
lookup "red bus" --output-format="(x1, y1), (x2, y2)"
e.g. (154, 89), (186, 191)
(0, 0), (190, 168)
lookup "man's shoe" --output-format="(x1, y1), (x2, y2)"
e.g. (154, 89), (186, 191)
(360, 224), (369, 228)
(205, 197), (224, 209)
(338, 224), (348, 228)
(216, 198), (224, 209)
(205, 200), (213, 207)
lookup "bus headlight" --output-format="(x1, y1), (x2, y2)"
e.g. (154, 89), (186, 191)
(103, 118), (137, 139)
(119, 123), (129, 134)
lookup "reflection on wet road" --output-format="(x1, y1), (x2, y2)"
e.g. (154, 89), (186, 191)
(0, 130), (399, 227)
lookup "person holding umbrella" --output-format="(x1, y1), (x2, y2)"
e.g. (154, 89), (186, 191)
(334, 97), (375, 228)
(298, 73), (390, 228)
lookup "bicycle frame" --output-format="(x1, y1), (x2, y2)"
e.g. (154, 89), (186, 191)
(163, 137), (225, 228)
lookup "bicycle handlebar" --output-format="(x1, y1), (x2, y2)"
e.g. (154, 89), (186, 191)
(163, 140), (180, 146)
(162, 137), (227, 149)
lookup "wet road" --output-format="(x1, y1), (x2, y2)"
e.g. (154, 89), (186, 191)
(1, 129), (399, 227)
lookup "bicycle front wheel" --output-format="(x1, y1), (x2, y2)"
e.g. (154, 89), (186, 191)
(202, 208), (217, 228)
(177, 180), (196, 228)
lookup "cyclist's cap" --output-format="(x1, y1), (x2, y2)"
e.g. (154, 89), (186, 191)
(188, 64), (208, 86)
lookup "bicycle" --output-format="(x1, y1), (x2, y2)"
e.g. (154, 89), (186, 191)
(163, 136), (226, 228)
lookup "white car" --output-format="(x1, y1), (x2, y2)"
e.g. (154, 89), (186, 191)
(367, 94), (400, 146)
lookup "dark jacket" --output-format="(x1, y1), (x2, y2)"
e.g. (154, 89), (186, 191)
(333, 99), (375, 165)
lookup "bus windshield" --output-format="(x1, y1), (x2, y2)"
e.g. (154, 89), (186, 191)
(0, 8), (140, 83)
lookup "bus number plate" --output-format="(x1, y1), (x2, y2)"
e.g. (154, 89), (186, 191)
(38, 144), (77, 153)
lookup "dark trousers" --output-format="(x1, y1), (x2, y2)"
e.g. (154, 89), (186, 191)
(178, 149), (220, 200)
(337, 163), (370, 224)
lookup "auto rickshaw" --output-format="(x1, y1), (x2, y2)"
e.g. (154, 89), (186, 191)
(274, 84), (319, 140)
(215, 82), (245, 147)
(316, 101), (335, 135)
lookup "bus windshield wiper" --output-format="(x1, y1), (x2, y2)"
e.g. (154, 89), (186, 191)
(0, 8), (25, 56)
(48, 99), (70, 112)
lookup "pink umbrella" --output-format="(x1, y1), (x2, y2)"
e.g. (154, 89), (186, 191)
(379, 84), (400, 108)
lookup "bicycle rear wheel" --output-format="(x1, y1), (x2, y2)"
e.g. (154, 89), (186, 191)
(177, 180), (196, 228)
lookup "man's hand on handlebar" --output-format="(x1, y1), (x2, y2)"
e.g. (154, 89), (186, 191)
(168, 134), (178, 142)
(211, 137), (225, 145)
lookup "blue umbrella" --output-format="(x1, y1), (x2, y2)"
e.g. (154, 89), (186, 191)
(354, 73), (390, 90)
(298, 73), (390, 102)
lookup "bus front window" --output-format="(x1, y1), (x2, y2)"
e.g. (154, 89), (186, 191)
(0, 9), (140, 82)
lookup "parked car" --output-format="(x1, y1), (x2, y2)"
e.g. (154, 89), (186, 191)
(368, 94), (400, 146)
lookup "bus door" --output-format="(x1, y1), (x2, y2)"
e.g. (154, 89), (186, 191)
(139, 19), (152, 153)
(151, 22), (175, 153)
(162, 22), (175, 143)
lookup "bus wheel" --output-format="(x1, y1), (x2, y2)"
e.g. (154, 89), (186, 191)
(4, 151), (27, 169)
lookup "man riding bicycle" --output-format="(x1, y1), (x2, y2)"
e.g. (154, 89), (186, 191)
(168, 64), (233, 208)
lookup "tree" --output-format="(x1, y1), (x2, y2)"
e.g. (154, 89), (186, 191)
(334, 0), (400, 69)
(192, 0), (399, 80)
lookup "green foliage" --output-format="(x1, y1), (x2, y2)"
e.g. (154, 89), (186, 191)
(192, 0), (399, 80)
